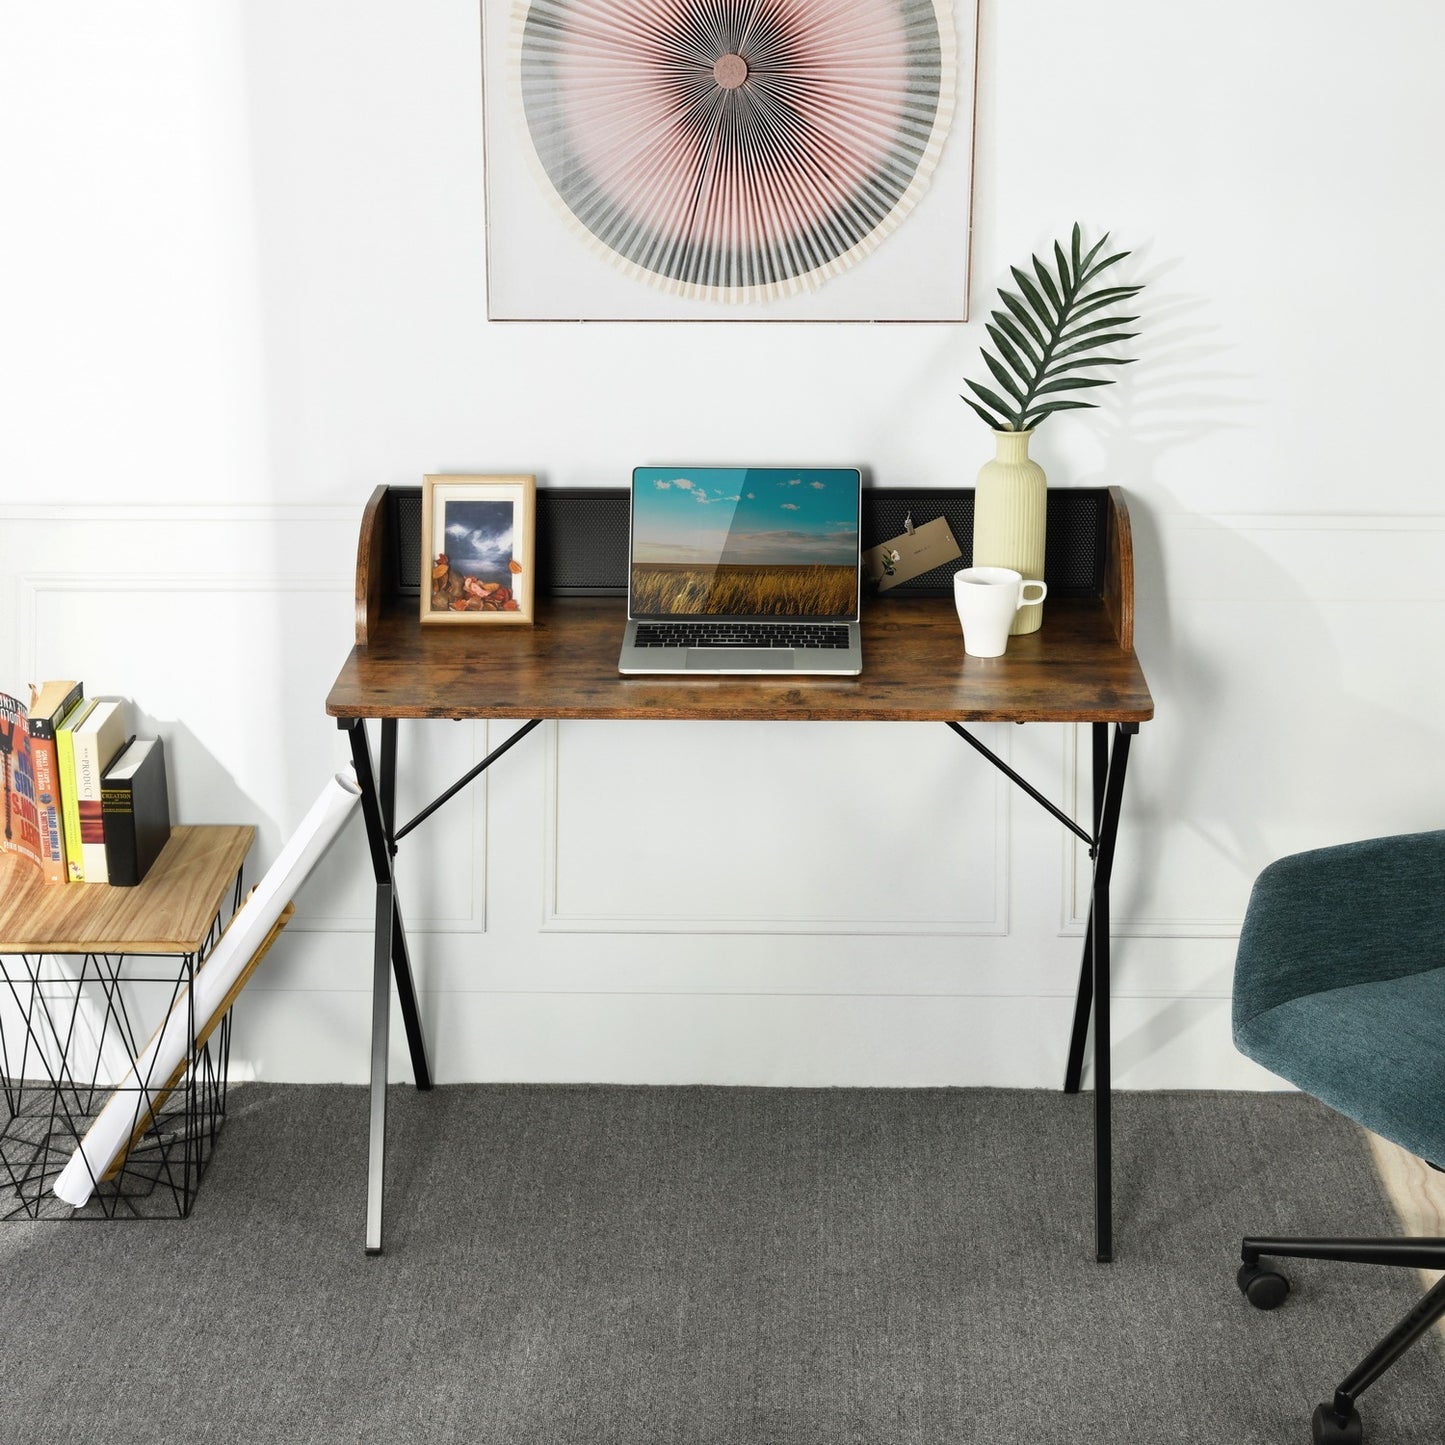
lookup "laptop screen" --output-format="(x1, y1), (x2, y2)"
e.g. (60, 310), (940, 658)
(629, 466), (862, 621)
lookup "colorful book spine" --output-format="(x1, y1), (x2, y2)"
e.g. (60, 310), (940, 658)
(0, 691), (44, 873)
(57, 699), (97, 881)
(30, 730), (68, 882)
(26, 681), (84, 885)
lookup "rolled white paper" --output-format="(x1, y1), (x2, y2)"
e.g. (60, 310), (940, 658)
(53, 771), (362, 1207)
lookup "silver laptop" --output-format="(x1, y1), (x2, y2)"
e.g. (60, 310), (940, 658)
(619, 465), (863, 675)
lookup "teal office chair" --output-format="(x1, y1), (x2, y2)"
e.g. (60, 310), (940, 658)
(1231, 829), (1445, 1444)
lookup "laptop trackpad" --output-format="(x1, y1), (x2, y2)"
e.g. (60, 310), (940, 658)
(687, 649), (794, 671)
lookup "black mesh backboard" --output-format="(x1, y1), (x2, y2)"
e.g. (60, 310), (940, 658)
(386, 485), (1109, 599)
(537, 489), (632, 593)
(860, 489), (1107, 597)
(389, 488), (424, 593)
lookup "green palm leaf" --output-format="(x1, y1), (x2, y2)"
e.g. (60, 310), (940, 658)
(1035, 377), (1116, 398)
(964, 398), (1008, 430)
(990, 315), (1041, 371)
(1053, 333), (1138, 361)
(1054, 240), (1072, 291)
(1009, 267), (1053, 325)
(1032, 256), (1062, 316)
(998, 291), (1047, 349)
(964, 379), (1015, 419)
(1060, 314), (1140, 340)
(1021, 398), (1098, 428)
(964, 228), (1144, 431)
(1043, 356), (1135, 377)
(986, 324), (1034, 385)
(983, 350), (1028, 404)
(1067, 287), (1143, 323)
(1079, 231), (1109, 272)
(1081, 250), (1130, 283)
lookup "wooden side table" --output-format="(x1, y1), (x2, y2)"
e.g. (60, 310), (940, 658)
(0, 825), (254, 1219)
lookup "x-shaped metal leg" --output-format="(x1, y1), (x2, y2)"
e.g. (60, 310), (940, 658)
(949, 718), (1137, 1262)
(342, 716), (542, 1255)
(1063, 720), (1136, 1262)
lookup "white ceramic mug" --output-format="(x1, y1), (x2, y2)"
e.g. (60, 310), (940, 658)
(953, 567), (1048, 658)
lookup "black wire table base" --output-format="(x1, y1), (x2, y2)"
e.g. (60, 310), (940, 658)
(1, 887), (239, 1222)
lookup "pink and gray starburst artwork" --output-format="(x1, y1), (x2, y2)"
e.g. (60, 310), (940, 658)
(514, 0), (957, 302)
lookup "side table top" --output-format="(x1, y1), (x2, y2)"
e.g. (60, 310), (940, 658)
(0, 826), (255, 955)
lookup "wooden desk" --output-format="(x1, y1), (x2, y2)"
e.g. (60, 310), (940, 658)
(327, 486), (1154, 1259)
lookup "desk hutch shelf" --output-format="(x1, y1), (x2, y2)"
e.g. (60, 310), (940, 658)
(335, 484), (1148, 724)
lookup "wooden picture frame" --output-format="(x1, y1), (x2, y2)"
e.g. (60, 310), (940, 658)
(419, 474), (536, 625)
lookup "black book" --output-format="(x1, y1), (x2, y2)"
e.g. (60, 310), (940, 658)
(100, 737), (171, 887)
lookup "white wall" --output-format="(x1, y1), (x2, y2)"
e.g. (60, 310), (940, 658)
(2, 1), (1442, 1090)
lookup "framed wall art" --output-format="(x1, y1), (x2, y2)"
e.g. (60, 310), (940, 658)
(420, 474), (536, 625)
(482, 0), (978, 321)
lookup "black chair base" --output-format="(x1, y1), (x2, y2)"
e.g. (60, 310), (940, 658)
(1239, 1235), (1445, 1443)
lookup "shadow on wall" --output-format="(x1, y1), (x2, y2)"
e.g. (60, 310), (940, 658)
(149, 710), (373, 1080)
(1062, 246), (1441, 872)
(146, 710), (366, 922)
(1088, 493), (1444, 1088)
(151, 714), (266, 842)
(1041, 247), (1445, 1086)
(1122, 499), (1444, 870)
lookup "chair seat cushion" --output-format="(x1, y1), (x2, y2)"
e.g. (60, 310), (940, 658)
(1236, 964), (1445, 1165)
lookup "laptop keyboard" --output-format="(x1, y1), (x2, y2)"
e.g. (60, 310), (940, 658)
(632, 622), (851, 649)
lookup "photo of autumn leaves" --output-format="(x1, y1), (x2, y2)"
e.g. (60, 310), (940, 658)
(420, 474), (536, 625)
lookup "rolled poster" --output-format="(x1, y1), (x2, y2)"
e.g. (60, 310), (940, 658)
(52, 770), (361, 1207)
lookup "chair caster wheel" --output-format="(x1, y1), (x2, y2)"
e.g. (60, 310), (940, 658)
(1312, 1401), (1362, 1444)
(1237, 1262), (1290, 1309)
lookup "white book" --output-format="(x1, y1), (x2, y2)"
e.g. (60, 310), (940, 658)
(69, 698), (130, 885)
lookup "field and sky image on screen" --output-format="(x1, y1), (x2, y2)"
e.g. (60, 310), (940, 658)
(630, 467), (860, 618)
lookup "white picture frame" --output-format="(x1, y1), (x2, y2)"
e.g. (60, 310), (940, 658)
(482, 0), (978, 322)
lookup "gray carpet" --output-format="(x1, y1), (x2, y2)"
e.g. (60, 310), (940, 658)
(2, 1085), (1442, 1444)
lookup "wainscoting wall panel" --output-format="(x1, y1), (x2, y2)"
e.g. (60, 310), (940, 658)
(3, 505), (1442, 1087)
(544, 719), (1010, 935)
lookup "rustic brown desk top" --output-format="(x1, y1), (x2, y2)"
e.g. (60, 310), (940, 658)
(0, 825), (255, 954)
(325, 595), (1153, 725)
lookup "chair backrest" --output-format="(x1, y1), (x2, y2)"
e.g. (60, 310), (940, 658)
(1233, 829), (1445, 1033)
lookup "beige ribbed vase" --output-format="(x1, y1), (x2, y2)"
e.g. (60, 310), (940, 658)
(972, 429), (1047, 635)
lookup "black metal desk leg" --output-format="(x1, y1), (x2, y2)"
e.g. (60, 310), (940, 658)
(366, 878), (392, 1255)
(1089, 723), (1134, 1263)
(1064, 722), (1111, 1093)
(344, 719), (414, 1255)
(377, 720), (432, 1090)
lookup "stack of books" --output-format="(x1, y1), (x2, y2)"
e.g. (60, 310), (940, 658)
(2, 681), (172, 887)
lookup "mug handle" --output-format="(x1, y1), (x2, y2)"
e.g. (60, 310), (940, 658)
(1016, 580), (1047, 609)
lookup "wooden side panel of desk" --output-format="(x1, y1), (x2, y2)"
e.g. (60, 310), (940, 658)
(1104, 485), (1134, 652)
(356, 483), (389, 648)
